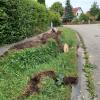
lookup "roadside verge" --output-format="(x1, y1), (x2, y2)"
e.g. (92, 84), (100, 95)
(76, 32), (97, 100)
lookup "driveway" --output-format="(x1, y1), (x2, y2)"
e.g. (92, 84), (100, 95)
(66, 24), (100, 99)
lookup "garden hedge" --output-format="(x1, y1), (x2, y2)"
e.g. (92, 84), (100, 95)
(0, 0), (61, 45)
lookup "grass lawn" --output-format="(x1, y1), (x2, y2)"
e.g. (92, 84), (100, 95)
(0, 27), (78, 100)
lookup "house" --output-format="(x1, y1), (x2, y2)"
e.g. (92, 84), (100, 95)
(72, 7), (83, 18)
(62, 7), (83, 23)
(63, 7), (83, 18)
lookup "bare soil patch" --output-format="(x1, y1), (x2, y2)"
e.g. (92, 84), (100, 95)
(11, 29), (63, 51)
(17, 71), (78, 99)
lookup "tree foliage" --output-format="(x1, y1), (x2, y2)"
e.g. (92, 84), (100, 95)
(63, 0), (74, 22)
(79, 14), (89, 23)
(50, 2), (64, 16)
(97, 10), (100, 21)
(0, 0), (62, 45)
(86, 12), (95, 21)
(48, 11), (61, 27)
(0, 0), (49, 45)
(90, 2), (99, 18)
(38, 0), (45, 5)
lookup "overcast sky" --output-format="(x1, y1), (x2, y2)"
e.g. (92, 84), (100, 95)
(45, 0), (100, 12)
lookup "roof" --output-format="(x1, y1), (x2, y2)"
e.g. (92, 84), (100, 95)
(72, 7), (82, 15)
(63, 7), (83, 18)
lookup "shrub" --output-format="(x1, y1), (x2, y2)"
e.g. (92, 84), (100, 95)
(38, 0), (45, 5)
(71, 17), (79, 24)
(96, 11), (100, 21)
(79, 14), (89, 23)
(50, 2), (64, 16)
(48, 11), (61, 27)
(0, 0), (49, 45)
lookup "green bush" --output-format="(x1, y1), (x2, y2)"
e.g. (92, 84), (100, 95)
(48, 11), (61, 27)
(97, 11), (100, 21)
(0, 0), (49, 45)
(71, 17), (79, 24)
(79, 14), (89, 23)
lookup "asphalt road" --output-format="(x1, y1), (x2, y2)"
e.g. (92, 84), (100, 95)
(66, 24), (100, 99)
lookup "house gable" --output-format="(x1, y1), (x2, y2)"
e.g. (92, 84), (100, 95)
(72, 7), (83, 17)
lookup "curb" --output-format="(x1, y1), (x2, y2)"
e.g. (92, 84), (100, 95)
(71, 32), (91, 100)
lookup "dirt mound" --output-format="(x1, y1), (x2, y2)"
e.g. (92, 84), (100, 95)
(63, 76), (78, 85)
(11, 28), (63, 51)
(17, 71), (78, 99)
(23, 71), (56, 97)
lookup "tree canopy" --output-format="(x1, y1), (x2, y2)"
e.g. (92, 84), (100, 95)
(79, 13), (89, 23)
(90, 2), (99, 18)
(50, 2), (64, 16)
(38, 0), (45, 5)
(63, 0), (74, 22)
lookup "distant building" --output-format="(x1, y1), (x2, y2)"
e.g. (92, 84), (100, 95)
(72, 7), (83, 18)
(63, 7), (83, 18)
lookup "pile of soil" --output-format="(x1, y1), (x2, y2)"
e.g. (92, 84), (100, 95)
(17, 71), (78, 99)
(11, 28), (63, 51)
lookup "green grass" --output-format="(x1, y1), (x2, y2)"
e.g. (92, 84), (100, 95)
(83, 49), (97, 99)
(0, 27), (78, 100)
(29, 77), (71, 100)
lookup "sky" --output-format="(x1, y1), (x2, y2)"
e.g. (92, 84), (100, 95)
(45, 0), (100, 12)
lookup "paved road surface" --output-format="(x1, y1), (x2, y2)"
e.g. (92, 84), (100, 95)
(66, 24), (100, 99)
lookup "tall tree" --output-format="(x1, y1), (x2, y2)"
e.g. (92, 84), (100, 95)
(38, 0), (45, 5)
(50, 2), (64, 16)
(90, 2), (99, 19)
(63, 0), (74, 22)
(97, 10), (100, 21)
